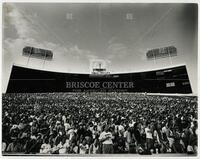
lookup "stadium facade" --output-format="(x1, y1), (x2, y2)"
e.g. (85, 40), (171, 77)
(6, 64), (192, 93)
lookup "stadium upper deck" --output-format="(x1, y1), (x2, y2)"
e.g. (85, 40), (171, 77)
(6, 64), (192, 94)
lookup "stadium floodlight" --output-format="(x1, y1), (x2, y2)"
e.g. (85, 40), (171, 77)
(146, 46), (177, 60)
(22, 46), (53, 60)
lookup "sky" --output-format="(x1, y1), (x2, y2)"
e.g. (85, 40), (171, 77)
(2, 3), (198, 94)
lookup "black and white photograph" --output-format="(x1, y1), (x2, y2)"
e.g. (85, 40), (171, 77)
(1, 1), (198, 157)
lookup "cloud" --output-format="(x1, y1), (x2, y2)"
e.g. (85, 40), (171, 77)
(108, 36), (117, 45)
(107, 42), (129, 59)
(108, 43), (127, 52)
(138, 48), (149, 60)
(3, 3), (98, 63)
(6, 4), (38, 39)
(3, 3), (61, 60)
(106, 36), (130, 60)
(68, 45), (98, 61)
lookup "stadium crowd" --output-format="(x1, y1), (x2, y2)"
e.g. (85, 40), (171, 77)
(2, 93), (198, 155)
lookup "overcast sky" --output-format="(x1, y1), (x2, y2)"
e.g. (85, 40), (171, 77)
(2, 3), (198, 93)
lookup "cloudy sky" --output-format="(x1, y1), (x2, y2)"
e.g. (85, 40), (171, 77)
(2, 3), (198, 93)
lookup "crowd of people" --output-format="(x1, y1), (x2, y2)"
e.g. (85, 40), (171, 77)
(2, 92), (198, 155)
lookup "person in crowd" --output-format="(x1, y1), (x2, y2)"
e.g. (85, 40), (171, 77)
(187, 121), (198, 154)
(89, 138), (100, 154)
(133, 122), (142, 153)
(99, 125), (114, 154)
(79, 139), (89, 154)
(145, 121), (154, 154)
(2, 140), (7, 152)
(124, 126), (132, 152)
(6, 138), (23, 153)
(40, 139), (51, 154)
(153, 122), (164, 153)
(172, 126), (184, 153)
